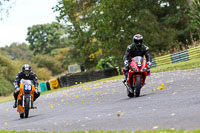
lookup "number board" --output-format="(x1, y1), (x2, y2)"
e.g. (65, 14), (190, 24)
(24, 84), (32, 91)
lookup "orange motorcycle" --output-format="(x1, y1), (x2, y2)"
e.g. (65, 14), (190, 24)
(17, 79), (36, 118)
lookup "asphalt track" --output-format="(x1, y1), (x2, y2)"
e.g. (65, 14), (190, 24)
(0, 68), (200, 132)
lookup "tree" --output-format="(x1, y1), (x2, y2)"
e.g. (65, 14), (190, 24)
(1, 43), (33, 60)
(54, 0), (197, 69)
(33, 54), (64, 75)
(26, 22), (66, 55)
(0, 0), (12, 20)
(188, 0), (200, 39)
(54, 0), (99, 69)
(0, 52), (19, 96)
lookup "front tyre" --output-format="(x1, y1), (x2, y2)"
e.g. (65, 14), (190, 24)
(135, 76), (141, 97)
(24, 97), (30, 118)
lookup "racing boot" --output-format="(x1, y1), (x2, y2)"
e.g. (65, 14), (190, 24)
(31, 91), (40, 109)
(31, 101), (37, 109)
(13, 91), (18, 108)
(13, 100), (17, 108)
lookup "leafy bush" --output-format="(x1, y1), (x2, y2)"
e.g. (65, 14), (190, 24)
(1, 43), (33, 60)
(96, 56), (116, 69)
(33, 54), (64, 75)
(0, 76), (13, 96)
(0, 54), (18, 82)
(0, 52), (52, 96)
(0, 53), (19, 96)
(35, 68), (52, 81)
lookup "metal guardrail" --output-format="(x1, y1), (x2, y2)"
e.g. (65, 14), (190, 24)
(152, 45), (200, 67)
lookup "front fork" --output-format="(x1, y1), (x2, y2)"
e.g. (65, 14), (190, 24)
(22, 95), (33, 109)
(123, 81), (134, 93)
(22, 95), (25, 108)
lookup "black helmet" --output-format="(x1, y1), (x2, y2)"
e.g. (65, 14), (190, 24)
(22, 64), (31, 76)
(133, 34), (143, 47)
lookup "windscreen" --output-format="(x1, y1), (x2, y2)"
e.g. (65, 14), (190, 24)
(134, 56), (143, 67)
(20, 79), (32, 85)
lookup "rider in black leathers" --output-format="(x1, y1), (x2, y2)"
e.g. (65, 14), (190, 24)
(13, 64), (40, 108)
(122, 34), (152, 83)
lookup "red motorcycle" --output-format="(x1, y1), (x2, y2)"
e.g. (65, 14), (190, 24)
(123, 56), (148, 97)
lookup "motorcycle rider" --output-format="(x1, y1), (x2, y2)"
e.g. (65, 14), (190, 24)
(13, 64), (40, 108)
(122, 34), (152, 83)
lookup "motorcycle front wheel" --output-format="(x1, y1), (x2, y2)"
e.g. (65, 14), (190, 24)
(24, 97), (30, 118)
(135, 76), (141, 97)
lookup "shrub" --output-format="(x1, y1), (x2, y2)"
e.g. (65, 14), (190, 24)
(0, 53), (18, 96)
(33, 54), (64, 75)
(0, 75), (13, 96)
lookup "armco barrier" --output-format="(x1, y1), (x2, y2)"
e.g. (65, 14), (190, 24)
(152, 45), (200, 67)
(188, 45), (200, 60)
(170, 50), (189, 63)
(154, 54), (171, 66)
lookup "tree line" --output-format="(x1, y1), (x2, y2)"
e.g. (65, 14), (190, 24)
(2, 0), (200, 71)
(52, 0), (200, 69)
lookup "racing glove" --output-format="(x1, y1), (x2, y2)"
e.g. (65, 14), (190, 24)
(147, 61), (152, 69)
(124, 60), (129, 66)
(14, 87), (20, 93)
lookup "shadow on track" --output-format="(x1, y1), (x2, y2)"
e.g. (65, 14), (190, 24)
(14, 114), (43, 121)
(115, 92), (155, 103)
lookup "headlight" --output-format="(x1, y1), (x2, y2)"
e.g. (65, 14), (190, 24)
(140, 68), (147, 72)
(131, 66), (139, 72)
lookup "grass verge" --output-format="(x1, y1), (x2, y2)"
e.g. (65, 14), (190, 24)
(0, 129), (200, 133)
(151, 58), (200, 73)
(0, 94), (13, 104)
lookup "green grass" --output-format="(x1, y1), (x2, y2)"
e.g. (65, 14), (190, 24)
(0, 129), (200, 133)
(151, 58), (200, 73)
(0, 98), (13, 103)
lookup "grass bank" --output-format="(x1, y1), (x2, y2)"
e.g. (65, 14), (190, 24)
(151, 58), (200, 73)
(0, 129), (200, 133)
